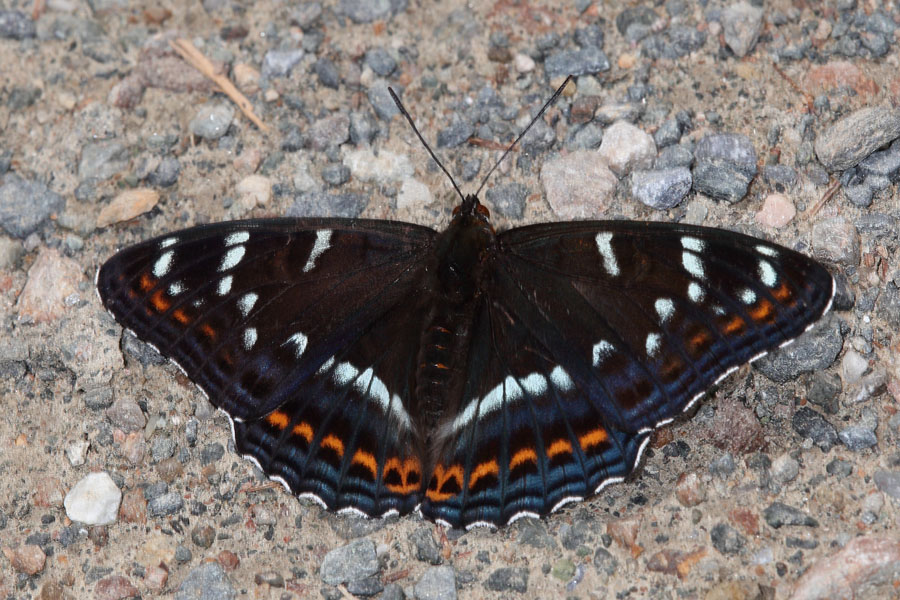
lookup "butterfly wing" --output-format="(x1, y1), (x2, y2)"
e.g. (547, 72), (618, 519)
(97, 218), (437, 517)
(421, 221), (834, 529)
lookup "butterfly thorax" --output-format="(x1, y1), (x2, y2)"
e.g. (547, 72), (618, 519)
(414, 204), (497, 439)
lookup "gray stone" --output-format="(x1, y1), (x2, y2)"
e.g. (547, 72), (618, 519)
(691, 133), (757, 202)
(310, 113), (350, 151)
(641, 26), (707, 59)
(873, 471), (900, 499)
(485, 183), (528, 219)
(792, 407), (838, 451)
(340, 0), (401, 23)
(615, 6), (658, 37)
(711, 523), (745, 555)
(631, 167), (691, 209)
(858, 139), (900, 181)
(521, 119), (556, 155)
(754, 316), (842, 383)
(709, 453), (736, 478)
(175, 563), (236, 600)
(367, 79), (400, 121)
(200, 443), (225, 465)
(593, 547), (618, 577)
(569, 122), (603, 150)
(322, 164), (350, 186)
(410, 527), (442, 565)
(812, 216), (860, 266)
(148, 492), (183, 517)
(345, 576), (383, 596)
(0, 174), (65, 238)
(0, 10), (35, 39)
(78, 140), (129, 181)
(722, 2), (763, 57)
(437, 115), (474, 149)
(515, 519), (557, 549)
(761, 164), (798, 189)
(314, 58), (340, 89)
(349, 111), (378, 146)
(771, 454), (800, 483)
(695, 133), (757, 172)
(106, 397), (146, 432)
(843, 182), (874, 207)
(763, 502), (818, 528)
(815, 106), (900, 171)
(189, 103), (234, 140)
(655, 144), (693, 169)
(838, 426), (877, 451)
(364, 47), (397, 76)
(413, 566), (456, 600)
(381, 583), (405, 600)
(807, 372), (841, 414)
(827, 458), (852, 477)
(653, 118), (682, 148)
(484, 567), (528, 593)
(544, 47), (610, 79)
(320, 539), (379, 586)
(261, 49), (303, 78)
(151, 437), (176, 462)
(147, 156), (181, 188)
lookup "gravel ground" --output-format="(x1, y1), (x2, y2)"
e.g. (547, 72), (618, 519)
(2, 0), (900, 599)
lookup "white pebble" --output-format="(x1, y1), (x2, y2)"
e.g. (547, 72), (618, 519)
(64, 472), (122, 525)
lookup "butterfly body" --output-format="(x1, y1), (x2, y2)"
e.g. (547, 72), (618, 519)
(98, 192), (834, 529)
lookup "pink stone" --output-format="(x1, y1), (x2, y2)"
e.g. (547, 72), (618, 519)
(791, 536), (900, 600)
(3, 545), (46, 575)
(674, 472), (705, 507)
(16, 248), (83, 323)
(755, 193), (796, 228)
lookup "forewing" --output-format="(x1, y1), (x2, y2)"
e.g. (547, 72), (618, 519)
(97, 218), (436, 517)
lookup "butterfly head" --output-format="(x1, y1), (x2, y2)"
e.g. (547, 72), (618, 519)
(454, 194), (491, 222)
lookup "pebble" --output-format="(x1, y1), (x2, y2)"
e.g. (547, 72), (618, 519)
(345, 576), (383, 596)
(616, 6), (658, 40)
(598, 120), (657, 176)
(838, 426), (877, 450)
(791, 536), (900, 600)
(2, 544), (46, 575)
(261, 48), (303, 78)
(366, 79), (400, 121)
(288, 191), (368, 218)
(96, 188), (159, 228)
(540, 151), (617, 219)
(811, 216), (860, 266)
(691, 133), (757, 203)
(791, 406), (839, 451)
(873, 471), (900, 499)
(64, 472), (122, 525)
(175, 562), (236, 600)
(755, 193), (796, 228)
(721, 2), (763, 58)
(364, 47), (396, 76)
(118, 488), (146, 523)
(484, 567), (528, 593)
(0, 173), (65, 238)
(484, 183), (527, 219)
(340, 0), (398, 23)
(189, 102), (235, 140)
(106, 397), (146, 432)
(148, 157), (181, 188)
(349, 111), (378, 146)
(413, 565), (456, 600)
(310, 113), (351, 151)
(514, 53), (535, 73)
(544, 47), (610, 79)
(655, 144), (694, 169)
(436, 115), (474, 149)
(710, 523), (745, 555)
(761, 164), (798, 190)
(0, 9), (35, 39)
(314, 58), (341, 89)
(675, 472), (705, 506)
(858, 139), (900, 181)
(641, 26), (707, 60)
(95, 575), (139, 600)
(815, 106), (900, 171)
(841, 349), (869, 382)
(569, 122), (604, 150)
(147, 492), (183, 517)
(631, 167), (691, 209)
(320, 539), (379, 586)
(79, 140), (129, 181)
(593, 547), (618, 578)
(653, 118), (682, 148)
(409, 526), (442, 565)
(771, 454), (800, 483)
(235, 174), (272, 210)
(754, 316), (842, 383)
(0, 236), (23, 269)
(191, 525), (215, 549)
(763, 502), (818, 528)
(16, 248), (83, 323)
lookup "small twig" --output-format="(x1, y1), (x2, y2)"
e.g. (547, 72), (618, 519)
(467, 137), (510, 151)
(772, 61), (815, 113)
(807, 178), (841, 218)
(169, 38), (269, 133)
(240, 481), (280, 494)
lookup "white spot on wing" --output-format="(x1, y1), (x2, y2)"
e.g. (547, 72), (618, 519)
(682, 251), (704, 279)
(243, 327), (257, 349)
(755, 244), (778, 257)
(160, 237), (178, 248)
(519, 373), (547, 397)
(168, 281), (185, 296)
(217, 275), (233, 296)
(550, 365), (573, 391)
(688, 282), (704, 303)
(219, 245), (246, 271)
(225, 231), (250, 246)
(284, 332), (308, 358)
(317, 356), (335, 375)
(153, 250), (174, 277)
(592, 340), (614, 366)
(646, 332), (661, 356)
(303, 230), (333, 273)
(654, 298), (675, 323)
(333, 361), (359, 386)
(681, 236), (705, 252)
(595, 232), (619, 276)
(237, 292), (258, 317)
(758, 259), (777, 287)
(740, 288), (757, 304)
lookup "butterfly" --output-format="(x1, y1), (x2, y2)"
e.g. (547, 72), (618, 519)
(96, 80), (835, 530)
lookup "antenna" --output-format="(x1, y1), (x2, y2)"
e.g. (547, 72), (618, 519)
(388, 87), (466, 204)
(474, 75), (572, 198)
